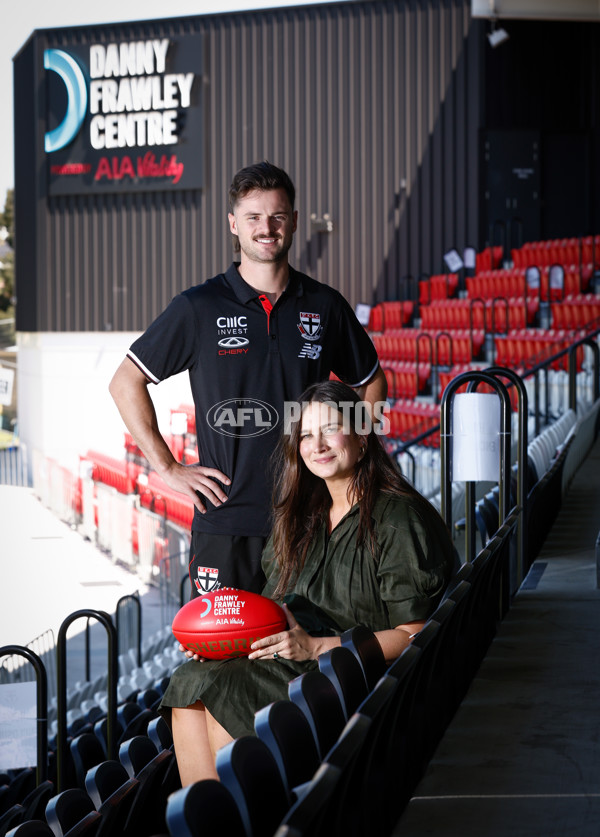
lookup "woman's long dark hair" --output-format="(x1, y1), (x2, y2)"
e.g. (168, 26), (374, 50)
(269, 380), (424, 597)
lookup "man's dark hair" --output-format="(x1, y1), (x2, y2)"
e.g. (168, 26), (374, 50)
(228, 161), (296, 212)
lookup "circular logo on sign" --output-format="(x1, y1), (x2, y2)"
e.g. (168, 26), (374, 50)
(218, 336), (250, 348)
(44, 49), (88, 153)
(207, 398), (279, 438)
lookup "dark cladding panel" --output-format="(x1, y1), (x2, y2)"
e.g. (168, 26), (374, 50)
(15, 0), (481, 332)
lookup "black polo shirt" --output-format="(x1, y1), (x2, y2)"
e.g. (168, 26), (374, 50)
(128, 263), (379, 537)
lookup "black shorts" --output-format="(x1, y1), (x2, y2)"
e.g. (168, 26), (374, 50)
(188, 532), (267, 598)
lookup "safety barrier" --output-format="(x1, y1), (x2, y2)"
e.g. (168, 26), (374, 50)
(0, 444), (29, 486)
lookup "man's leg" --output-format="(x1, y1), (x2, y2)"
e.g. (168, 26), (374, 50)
(188, 533), (267, 598)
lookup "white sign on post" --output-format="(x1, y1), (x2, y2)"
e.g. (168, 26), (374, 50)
(452, 393), (501, 482)
(443, 249), (464, 273)
(354, 303), (372, 327)
(0, 681), (37, 770)
(0, 366), (14, 407)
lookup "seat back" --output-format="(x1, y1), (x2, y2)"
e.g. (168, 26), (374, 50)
(118, 735), (159, 778)
(166, 779), (246, 837)
(70, 733), (106, 789)
(45, 788), (98, 837)
(254, 700), (320, 801)
(288, 670), (346, 760)
(216, 736), (289, 837)
(340, 625), (387, 690)
(317, 646), (368, 720)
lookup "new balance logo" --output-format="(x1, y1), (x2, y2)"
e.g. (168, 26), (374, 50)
(298, 343), (322, 360)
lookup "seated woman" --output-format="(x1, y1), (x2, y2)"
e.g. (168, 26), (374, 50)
(161, 380), (456, 785)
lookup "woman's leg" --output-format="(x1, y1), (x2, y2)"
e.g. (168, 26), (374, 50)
(206, 708), (235, 761)
(171, 701), (234, 786)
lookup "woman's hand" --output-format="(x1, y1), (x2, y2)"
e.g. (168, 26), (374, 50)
(248, 604), (318, 661)
(179, 643), (208, 662)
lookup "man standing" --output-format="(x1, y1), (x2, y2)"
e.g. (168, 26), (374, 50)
(109, 161), (386, 596)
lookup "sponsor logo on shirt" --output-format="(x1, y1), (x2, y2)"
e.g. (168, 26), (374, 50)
(207, 398), (279, 438)
(218, 336), (249, 348)
(298, 343), (322, 360)
(297, 311), (322, 341)
(216, 315), (250, 355)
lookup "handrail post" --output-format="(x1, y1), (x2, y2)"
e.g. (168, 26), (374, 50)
(416, 332), (433, 399)
(56, 609), (117, 791)
(116, 593), (142, 669)
(484, 366), (529, 588)
(434, 331), (453, 403)
(569, 336), (600, 412)
(469, 297), (486, 362)
(0, 646), (48, 785)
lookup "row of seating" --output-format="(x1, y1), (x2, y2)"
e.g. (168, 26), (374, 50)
(373, 329), (485, 365)
(418, 273), (459, 304)
(419, 298), (539, 331)
(381, 361), (431, 400)
(138, 473), (195, 531)
(387, 401), (440, 446)
(367, 300), (414, 332)
(466, 264), (588, 301)
(4, 719), (181, 837)
(475, 245), (504, 272)
(511, 235), (600, 268)
(493, 328), (587, 370)
(550, 295), (600, 330)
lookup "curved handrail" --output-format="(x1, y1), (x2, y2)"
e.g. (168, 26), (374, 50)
(0, 645), (48, 784)
(415, 331), (433, 370)
(440, 370), (512, 563)
(56, 609), (117, 791)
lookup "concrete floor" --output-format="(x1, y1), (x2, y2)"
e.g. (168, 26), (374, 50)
(393, 432), (600, 836)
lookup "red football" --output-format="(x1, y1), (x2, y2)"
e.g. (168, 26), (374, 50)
(172, 588), (287, 660)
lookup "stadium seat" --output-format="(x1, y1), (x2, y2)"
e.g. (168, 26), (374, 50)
(254, 700), (321, 802)
(277, 714), (373, 837)
(273, 763), (341, 837)
(118, 737), (175, 836)
(342, 645), (423, 835)
(84, 760), (140, 837)
(146, 716), (173, 753)
(45, 788), (102, 837)
(288, 670), (347, 760)
(216, 736), (289, 837)
(0, 770), (35, 816)
(0, 805), (25, 835)
(70, 733), (107, 789)
(165, 780), (246, 837)
(340, 625), (387, 691)
(19, 781), (55, 823)
(317, 646), (368, 720)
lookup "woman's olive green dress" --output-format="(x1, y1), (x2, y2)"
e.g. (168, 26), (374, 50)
(159, 492), (455, 738)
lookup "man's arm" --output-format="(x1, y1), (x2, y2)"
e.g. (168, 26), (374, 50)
(108, 358), (230, 513)
(354, 364), (388, 414)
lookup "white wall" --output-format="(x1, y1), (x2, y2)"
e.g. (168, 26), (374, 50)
(17, 331), (193, 473)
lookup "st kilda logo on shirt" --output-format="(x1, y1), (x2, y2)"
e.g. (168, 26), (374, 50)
(297, 312), (322, 342)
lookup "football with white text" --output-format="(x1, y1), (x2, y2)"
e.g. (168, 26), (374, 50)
(172, 588), (287, 660)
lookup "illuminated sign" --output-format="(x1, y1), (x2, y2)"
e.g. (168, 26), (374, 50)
(44, 35), (203, 194)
